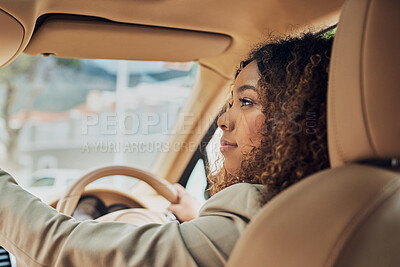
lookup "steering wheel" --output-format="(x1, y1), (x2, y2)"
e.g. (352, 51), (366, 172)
(56, 165), (178, 216)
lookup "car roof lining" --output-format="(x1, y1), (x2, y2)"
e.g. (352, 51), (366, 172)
(0, 0), (344, 76)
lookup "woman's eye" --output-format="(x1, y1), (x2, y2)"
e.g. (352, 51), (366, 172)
(239, 98), (254, 107)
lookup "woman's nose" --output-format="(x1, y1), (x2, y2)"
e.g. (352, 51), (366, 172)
(217, 109), (234, 131)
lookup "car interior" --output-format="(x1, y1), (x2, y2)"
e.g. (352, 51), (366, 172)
(0, 0), (399, 266)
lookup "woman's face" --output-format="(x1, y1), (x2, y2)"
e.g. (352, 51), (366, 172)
(217, 61), (266, 175)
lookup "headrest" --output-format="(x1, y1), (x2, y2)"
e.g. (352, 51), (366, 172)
(328, 0), (400, 168)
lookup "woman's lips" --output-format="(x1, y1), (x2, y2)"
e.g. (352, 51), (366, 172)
(220, 140), (238, 152)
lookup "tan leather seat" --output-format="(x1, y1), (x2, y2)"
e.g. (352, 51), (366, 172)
(227, 0), (400, 266)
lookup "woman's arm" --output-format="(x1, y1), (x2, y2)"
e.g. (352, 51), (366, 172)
(0, 169), (262, 267)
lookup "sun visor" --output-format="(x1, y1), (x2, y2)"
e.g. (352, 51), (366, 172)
(24, 15), (232, 62)
(0, 9), (24, 68)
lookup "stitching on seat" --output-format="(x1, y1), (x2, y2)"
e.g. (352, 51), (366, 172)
(330, 0), (349, 165)
(359, 0), (379, 157)
(324, 175), (400, 266)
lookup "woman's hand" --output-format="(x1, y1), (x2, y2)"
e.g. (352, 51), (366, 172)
(167, 184), (202, 222)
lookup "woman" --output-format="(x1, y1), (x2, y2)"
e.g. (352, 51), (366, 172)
(0, 30), (333, 266)
(170, 30), (333, 222)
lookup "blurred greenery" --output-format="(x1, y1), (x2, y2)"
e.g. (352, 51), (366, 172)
(321, 26), (337, 39)
(0, 54), (86, 160)
(0, 55), (116, 114)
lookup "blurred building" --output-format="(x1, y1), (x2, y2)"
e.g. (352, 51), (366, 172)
(13, 82), (190, 181)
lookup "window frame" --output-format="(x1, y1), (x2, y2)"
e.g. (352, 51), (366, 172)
(178, 117), (218, 196)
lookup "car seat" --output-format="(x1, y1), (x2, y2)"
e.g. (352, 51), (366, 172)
(227, 0), (400, 266)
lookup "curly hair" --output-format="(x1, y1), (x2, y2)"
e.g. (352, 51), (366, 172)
(208, 30), (334, 204)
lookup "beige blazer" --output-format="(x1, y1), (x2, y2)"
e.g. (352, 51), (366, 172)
(0, 169), (263, 267)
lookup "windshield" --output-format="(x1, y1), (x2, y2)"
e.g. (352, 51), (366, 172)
(0, 54), (198, 192)
(30, 177), (55, 187)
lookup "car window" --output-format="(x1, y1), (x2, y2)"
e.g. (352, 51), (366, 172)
(185, 158), (207, 203)
(206, 128), (223, 176)
(0, 54), (198, 196)
(30, 177), (55, 187)
(183, 127), (223, 201)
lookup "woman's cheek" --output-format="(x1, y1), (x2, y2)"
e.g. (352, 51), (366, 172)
(255, 113), (266, 133)
(239, 112), (265, 150)
(247, 113), (266, 148)
(242, 111), (261, 135)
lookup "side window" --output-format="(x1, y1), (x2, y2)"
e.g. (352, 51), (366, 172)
(181, 123), (223, 202)
(205, 128), (223, 176)
(185, 158), (207, 202)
